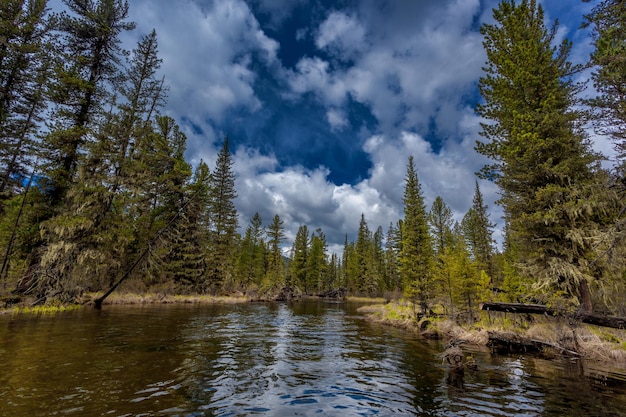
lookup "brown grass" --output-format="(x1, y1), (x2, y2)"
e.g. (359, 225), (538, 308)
(83, 292), (251, 305)
(357, 301), (626, 363)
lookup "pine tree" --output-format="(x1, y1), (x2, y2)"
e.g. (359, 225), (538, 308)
(307, 228), (327, 294)
(0, 0), (51, 197)
(476, 0), (606, 312)
(206, 137), (238, 293)
(290, 224), (309, 293)
(384, 222), (401, 293)
(461, 182), (495, 277)
(428, 196), (454, 257)
(583, 0), (626, 164)
(355, 213), (372, 295)
(43, 0), (135, 204)
(235, 212), (266, 289)
(399, 156), (434, 314)
(441, 223), (489, 322)
(265, 214), (286, 287)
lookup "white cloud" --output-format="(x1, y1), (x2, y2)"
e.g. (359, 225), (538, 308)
(316, 11), (368, 58)
(233, 110), (505, 254)
(326, 108), (349, 131)
(128, 0), (278, 127)
(285, 0), (486, 134)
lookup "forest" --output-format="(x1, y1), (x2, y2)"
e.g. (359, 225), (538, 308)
(0, 0), (625, 321)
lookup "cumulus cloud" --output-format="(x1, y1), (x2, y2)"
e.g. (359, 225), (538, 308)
(128, 0), (278, 129)
(316, 11), (368, 59)
(286, 0), (485, 133)
(233, 110), (504, 254)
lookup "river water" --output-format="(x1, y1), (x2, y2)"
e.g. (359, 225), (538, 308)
(1, 301), (626, 416)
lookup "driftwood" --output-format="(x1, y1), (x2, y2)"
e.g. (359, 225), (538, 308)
(487, 331), (580, 357)
(480, 302), (626, 330)
(274, 286), (301, 302)
(318, 287), (347, 299)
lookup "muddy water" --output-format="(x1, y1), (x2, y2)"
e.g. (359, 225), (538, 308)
(1, 301), (625, 416)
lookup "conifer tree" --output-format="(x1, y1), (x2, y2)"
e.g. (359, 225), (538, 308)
(399, 156), (434, 314)
(355, 213), (372, 295)
(43, 0), (135, 204)
(461, 182), (495, 277)
(428, 196), (454, 257)
(583, 0), (626, 164)
(206, 137), (238, 293)
(265, 214), (286, 286)
(307, 228), (328, 294)
(477, 0), (605, 312)
(0, 0), (51, 197)
(384, 222), (401, 293)
(290, 224), (309, 293)
(235, 212), (266, 289)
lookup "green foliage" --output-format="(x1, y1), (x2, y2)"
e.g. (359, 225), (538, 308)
(399, 156), (435, 314)
(584, 0), (626, 162)
(265, 214), (286, 287)
(205, 137), (238, 293)
(476, 0), (606, 312)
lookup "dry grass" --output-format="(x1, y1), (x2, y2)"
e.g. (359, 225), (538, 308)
(348, 296), (388, 303)
(357, 301), (416, 330)
(83, 292), (251, 305)
(357, 302), (626, 363)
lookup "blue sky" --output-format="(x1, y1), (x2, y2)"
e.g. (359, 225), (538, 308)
(53, 0), (608, 253)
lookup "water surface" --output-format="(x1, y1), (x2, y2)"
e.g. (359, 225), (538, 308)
(1, 301), (625, 416)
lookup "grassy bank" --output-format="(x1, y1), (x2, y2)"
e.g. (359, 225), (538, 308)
(358, 301), (626, 363)
(0, 292), (252, 315)
(83, 291), (252, 306)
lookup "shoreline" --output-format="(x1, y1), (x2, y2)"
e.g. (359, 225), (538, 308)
(4, 294), (626, 368)
(358, 301), (626, 366)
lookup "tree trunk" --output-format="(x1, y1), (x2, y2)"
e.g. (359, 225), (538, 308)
(578, 278), (593, 313)
(479, 302), (626, 329)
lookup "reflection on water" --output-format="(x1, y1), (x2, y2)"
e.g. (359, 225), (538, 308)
(1, 301), (626, 416)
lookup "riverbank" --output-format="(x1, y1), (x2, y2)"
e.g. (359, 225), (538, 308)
(358, 301), (626, 364)
(0, 292), (253, 315)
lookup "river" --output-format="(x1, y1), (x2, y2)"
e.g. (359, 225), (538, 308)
(1, 301), (625, 416)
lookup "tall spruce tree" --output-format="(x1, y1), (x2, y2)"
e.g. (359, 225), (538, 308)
(44, 0), (135, 205)
(461, 182), (495, 277)
(290, 224), (309, 293)
(399, 156), (434, 314)
(477, 0), (605, 312)
(235, 212), (266, 289)
(266, 214), (286, 287)
(584, 0), (626, 164)
(206, 137), (238, 293)
(428, 196), (454, 257)
(0, 0), (51, 197)
(307, 228), (327, 294)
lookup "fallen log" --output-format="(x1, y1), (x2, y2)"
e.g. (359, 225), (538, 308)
(480, 302), (626, 329)
(487, 331), (580, 357)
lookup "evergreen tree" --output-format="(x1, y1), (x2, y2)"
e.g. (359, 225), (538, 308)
(476, 0), (605, 312)
(384, 222), (401, 293)
(583, 0), (626, 164)
(0, 0), (51, 197)
(461, 182), (495, 277)
(355, 213), (372, 295)
(290, 224), (309, 293)
(307, 228), (328, 294)
(235, 212), (266, 289)
(43, 0), (135, 204)
(372, 225), (385, 295)
(206, 137), (238, 293)
(399, 156), (434, 314)
(441, 223), (489, 321)
(428, 196), (454, 257)
(265, 214), (286, 286)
